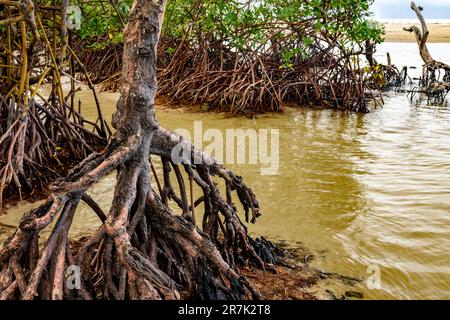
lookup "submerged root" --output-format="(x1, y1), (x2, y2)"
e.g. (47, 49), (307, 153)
(403, 1), (450, 105)
(0, 126), (276, 300)
(0, 0), (279, 300)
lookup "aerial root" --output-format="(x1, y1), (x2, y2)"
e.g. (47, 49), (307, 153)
(0, 128), (277, 300)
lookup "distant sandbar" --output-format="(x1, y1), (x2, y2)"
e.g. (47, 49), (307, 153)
(383, 22), (450, 43)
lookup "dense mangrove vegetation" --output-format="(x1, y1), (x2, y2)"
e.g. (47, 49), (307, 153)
(0, 0), (388, 218)
(0, 0), (110, 210)
(76, 0), (386, 112)
(0, 0), (286, 300)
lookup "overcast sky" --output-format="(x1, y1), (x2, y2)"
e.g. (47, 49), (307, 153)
(371, 0), (450, 19)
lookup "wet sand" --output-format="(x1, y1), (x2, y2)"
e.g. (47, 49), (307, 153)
(383, 22), (450, 43)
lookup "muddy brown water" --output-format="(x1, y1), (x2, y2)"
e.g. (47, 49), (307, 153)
(1, 43), (449, 299)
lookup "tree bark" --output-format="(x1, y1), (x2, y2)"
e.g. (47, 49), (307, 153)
(404, 1), (450, 82)
(0, 0), (274, 300)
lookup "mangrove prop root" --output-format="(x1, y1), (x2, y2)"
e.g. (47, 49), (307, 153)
(0, 0), (109, 210)
(364, 40), (406, 90)
(75, 1), (377, 113)
(0, 0), (275, 300)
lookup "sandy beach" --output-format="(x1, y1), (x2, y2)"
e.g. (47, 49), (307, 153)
(383, 22), (450, 43)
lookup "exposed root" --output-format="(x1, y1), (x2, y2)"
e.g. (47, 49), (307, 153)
(0, 132), (275, 299)
(0, 0), (278, 300)
(403, 1), (450, 104)
(75, 1), (383, 113)
(0, 1), (109, 211)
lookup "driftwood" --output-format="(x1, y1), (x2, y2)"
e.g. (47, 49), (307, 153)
(0, 0), (276, 300)
(404, 1), (450, 84)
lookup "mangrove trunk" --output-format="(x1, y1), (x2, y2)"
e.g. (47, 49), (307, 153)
(0, 0), (275, 300)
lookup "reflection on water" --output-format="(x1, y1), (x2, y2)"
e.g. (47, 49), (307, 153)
(1, 43), (450, 299)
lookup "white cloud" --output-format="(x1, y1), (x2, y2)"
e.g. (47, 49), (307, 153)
(374, 0), (450, 4)
(371, 0), (450, 19)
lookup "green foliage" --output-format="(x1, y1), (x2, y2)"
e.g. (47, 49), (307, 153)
(71, 0), (382, 50)
(156, 0), (381, 112)
(72, 0), (133, 47)
(72, 0), (383, 58)
(161, 0), (383, 64)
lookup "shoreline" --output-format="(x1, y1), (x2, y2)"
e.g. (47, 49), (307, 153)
(0, 190), (364, 300)
(382, 22), (450, 43)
